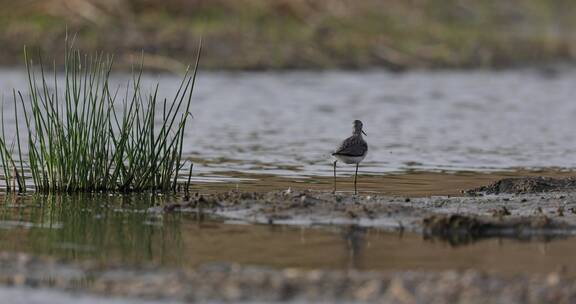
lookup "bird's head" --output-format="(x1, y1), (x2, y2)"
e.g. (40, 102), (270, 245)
(353, 120), (367, 136)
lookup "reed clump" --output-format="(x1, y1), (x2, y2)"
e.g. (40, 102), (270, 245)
(0, 42), (200, 193)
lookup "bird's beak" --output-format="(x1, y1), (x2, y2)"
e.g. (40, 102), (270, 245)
(362, 130), (367, 136)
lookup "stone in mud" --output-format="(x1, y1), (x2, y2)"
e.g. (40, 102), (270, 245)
(467, 177), (576, 195)
(491, 206), (511, 217)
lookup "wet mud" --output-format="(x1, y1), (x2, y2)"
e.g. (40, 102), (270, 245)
(163, 176), (576, 243)
(467, 176), (576, 195)
(421, 214), (571, 246)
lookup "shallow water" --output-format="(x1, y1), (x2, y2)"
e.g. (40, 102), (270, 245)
(168, 69), (576, 174)
(2, 68), (576, 194)
(0, 194), (573, 276)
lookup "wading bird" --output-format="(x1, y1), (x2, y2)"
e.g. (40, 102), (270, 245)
(332, 120), (368, 194)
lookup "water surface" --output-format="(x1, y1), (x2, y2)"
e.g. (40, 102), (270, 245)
(2, 68), (576, 187)
(0, 194), (573, 276)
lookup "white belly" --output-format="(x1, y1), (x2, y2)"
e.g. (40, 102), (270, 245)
(334, 154), (366, 164)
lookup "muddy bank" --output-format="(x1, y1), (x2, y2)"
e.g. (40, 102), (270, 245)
(466, 176), (576, 195)
(160, 176), (576, 241)
(0, 251), (574, 303)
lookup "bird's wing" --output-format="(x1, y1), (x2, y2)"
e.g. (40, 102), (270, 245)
(333, 136), (367, 156)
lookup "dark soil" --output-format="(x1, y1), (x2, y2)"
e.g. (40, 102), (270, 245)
(466, 176), (576, 195)
(422, 214), (570, 245)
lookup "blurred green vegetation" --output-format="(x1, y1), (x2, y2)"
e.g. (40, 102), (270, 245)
(1, 0), (576, 70)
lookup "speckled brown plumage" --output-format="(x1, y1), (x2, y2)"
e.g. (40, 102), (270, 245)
(332, 135), (368, 157)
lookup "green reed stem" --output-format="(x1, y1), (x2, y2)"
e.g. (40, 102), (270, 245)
(0, 39), (201, 193)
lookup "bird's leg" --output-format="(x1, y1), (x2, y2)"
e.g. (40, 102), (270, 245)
(354, 163), (359, 195)
(333, 160), (337, 193)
